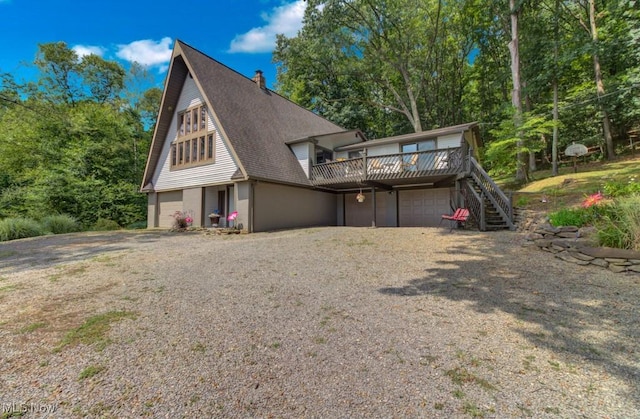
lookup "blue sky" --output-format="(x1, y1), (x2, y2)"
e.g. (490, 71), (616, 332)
(0, 0), (307, 90)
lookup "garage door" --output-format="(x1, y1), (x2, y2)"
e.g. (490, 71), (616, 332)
(399, 188), (450, 227)
(157, 190), (183, 228)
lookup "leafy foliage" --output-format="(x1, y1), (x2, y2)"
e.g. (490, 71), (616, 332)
(603, 179), (640, 197)
(275, 0), (477, 137)
(548, 207), (598, 228)
(596, 195), (640, 251)
(276, 0), (640, 176)
(485, 111), (558, 177)
(0, 42), (154, 229)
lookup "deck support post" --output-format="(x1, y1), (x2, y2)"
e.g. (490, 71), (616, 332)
(371, 186), (377, 228)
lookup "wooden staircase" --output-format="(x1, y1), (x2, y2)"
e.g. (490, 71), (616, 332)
(455, 156), (515, 231)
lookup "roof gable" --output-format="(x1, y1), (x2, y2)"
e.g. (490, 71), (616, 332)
(142, 40), (347, 190)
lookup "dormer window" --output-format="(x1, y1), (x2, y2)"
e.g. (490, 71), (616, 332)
(171, 104), (216, 169)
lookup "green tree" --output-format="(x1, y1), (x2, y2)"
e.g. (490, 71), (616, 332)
(0, 42), (155, 227)
(275, 0), (477, 137)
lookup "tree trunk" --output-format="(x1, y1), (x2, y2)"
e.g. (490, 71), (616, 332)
(552, 79), (559, 176)
(508, 0), (527, 181)
(552, 0), (559, 176)
(529, 151), (537, 172)
(589, 0), (615, 159)
(523, 83), (537, 172)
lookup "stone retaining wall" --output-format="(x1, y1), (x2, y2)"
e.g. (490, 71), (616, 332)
(524, 224), (640, 273)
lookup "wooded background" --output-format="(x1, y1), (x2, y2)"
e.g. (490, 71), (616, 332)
(1, 0), (638, 226)
(275, 0), (640, 180)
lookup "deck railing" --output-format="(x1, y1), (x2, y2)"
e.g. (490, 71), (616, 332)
(311, 147), (463, 186)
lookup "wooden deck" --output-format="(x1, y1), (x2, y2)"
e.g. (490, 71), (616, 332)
(311, 148), (464, 187)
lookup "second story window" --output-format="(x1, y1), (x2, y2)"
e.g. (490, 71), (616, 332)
(315, 147), (333, 164)
(171, 104), (216, 169)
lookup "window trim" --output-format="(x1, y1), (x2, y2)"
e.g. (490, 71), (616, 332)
(171, 104), (216, 170)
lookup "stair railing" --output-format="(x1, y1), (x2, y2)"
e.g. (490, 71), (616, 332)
(461, 179), (486, 231)
(468, 157), (515, 230)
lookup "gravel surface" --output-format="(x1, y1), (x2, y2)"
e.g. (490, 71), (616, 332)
(0, 227), (638, 418)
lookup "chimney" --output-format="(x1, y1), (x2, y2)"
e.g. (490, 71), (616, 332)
(253, 70), (266, 89)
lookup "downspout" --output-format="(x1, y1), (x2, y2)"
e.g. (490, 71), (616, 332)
(342, 193), (346, 226)
(249, 181), (255, 233)
(154, 192), (159, 228)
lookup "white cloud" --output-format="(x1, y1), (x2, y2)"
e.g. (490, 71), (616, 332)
(72, 45), (106, 58)
(116, 37), (173, 67)
(229, 0), (305, 53)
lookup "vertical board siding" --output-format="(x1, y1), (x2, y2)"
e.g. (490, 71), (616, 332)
(153, 76), (239, 191)
(253, 183), (336, 232)
(437, 133), (463, 149)
(290, 142), (311, 178)
(367, 144), (400, 156)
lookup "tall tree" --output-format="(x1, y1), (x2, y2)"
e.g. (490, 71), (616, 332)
(551, 0), (560, 176)
(275, 0), (476, 137)
(508, 0), (527, 181)
(563, 0), (614, 158)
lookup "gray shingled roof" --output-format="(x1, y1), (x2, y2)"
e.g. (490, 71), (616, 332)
(142, 40), (347, 190)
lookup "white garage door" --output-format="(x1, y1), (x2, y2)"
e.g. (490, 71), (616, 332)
(399, 188), (450, 227)
(157, 190), (183, 228)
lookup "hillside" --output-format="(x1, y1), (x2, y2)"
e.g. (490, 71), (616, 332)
(507, 156), (640, 212)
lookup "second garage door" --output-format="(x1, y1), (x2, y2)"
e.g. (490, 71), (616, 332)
(398, 188), (450, 227)
(157, 190), (183, 228)
(345, 191), (393, 227)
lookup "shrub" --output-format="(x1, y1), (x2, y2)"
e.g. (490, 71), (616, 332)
(596, 195), (640, 251)
(92, 218), (121, 231)
(171, 211), (193, 229)
(549, 207), (595, 227)
(125, 221), (147, 230)
(41, 214), (82, 234)
(603, 179), (640, 197)
(0, 217), (45, 242)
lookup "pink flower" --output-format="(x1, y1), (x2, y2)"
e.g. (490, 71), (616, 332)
(185, 216), (193, 224)
(582, 192), (603, 208)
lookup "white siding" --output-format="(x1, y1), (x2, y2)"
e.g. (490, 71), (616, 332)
(366, 143), (400, 156)
(290, 142), (311, 178)
(437, 133), (463, 149)
(153, 76), (239, 191)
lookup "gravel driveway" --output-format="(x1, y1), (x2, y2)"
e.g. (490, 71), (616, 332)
(1, 227), (638, 418)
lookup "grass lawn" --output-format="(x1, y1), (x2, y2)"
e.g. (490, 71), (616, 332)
(499, 155), (640, 211)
